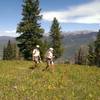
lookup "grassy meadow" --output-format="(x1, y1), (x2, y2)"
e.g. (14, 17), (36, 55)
(0, 60), (100, 100)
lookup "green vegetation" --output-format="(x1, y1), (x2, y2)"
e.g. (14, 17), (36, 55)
(87, 30), (100, 67)
(87, 44), (95, 66)
(75, 46), (87, 65)
(94, 30), (100, 66)
(49, 17), (63, 59)
(3, 40), (19, 60)
(16, 0), (44, 60)
(0, 61), (100, 100)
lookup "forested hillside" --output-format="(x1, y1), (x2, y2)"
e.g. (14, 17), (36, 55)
(0, 31), (97, 59)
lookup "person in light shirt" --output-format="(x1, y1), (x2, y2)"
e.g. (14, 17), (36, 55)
(43, 48), (55, 71)
(32, 45), (41, 68)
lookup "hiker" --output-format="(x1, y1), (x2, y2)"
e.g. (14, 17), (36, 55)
(43, 48), (55, 71)
(32, 45), (41, 68)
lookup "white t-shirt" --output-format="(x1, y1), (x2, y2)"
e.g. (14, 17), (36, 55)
(33, 48), (40, 57)
(45, 50), (53, 59)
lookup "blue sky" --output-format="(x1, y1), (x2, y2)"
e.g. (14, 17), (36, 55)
(0, 0), (100, 36)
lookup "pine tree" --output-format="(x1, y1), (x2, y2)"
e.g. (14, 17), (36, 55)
(12, 43), (17, 59)
(16, 46), (21, 60)
(94, 30), (100, 67)
(3, 46), (7, 60)
(6, 40), (13, 60)
(16, 0), (44, 60)
(49, 17), (63, 59)
(3, 40), (20, 60)
(87, 44), (95, 66)
(75, 48), (83, 64)
(75, 47), (86, 65)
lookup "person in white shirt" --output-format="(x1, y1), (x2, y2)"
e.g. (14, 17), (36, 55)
(43, 48), (55, 71)
(32, 45), (41, 67)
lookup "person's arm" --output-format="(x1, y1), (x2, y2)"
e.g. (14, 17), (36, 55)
(33, 49), (36, 55)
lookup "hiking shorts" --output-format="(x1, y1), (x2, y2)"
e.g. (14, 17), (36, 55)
(33, 56), (39, 63)
(46, 58), (54, 65)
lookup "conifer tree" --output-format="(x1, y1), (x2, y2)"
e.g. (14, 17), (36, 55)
(16, 0), (44, 60)
(94, 30), (100, 67)
(12, 43), (17, 59)
(87, 44), (95, 66)
(3, 40), (20, 60)
(49, 17), (63, 59)
(75, 48), (83, 64)
(3, 46), (7, 60)
(6, 40), (13, 60)
(75, 47), (86, 65)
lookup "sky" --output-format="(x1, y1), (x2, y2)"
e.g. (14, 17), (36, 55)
(0, 0), (100, 37)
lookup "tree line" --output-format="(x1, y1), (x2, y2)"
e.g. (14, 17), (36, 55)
(74, 30), (100, 67)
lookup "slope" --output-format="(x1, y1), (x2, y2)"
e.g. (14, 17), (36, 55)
(0, 60), (100, 100)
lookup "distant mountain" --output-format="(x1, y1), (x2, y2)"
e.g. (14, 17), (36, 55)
(62, 31), (97, 59)
(0, 36), (15, 43)
(62, 30), (96, 35)
(0, 31), (97, 60)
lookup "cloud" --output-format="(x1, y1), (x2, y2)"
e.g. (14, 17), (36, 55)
(0, 30), (18, 37)
(42, 0), (100, 24)
(5, 30), (16, 34)
(89, 0), (100, 1)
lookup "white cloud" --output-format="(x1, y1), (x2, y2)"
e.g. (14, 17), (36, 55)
(5, 30), (16, 34)
(42, 0), (100, 24)
(0, 30), (18, 37)
(89, 0), (100, 1)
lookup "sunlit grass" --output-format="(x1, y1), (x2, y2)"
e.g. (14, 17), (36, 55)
(0, 61), (100, 100)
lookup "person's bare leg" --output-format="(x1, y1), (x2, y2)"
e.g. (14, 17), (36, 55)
(45, 63), (49, 70)
(32, 60), (37, 69)
(34, 57), (39, 68)
(42, 60), (50, 71)
(50, 61), (55, 72)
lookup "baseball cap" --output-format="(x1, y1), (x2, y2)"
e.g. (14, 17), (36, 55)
(36, 45), (40, 48)
(49, 48), (53, 51)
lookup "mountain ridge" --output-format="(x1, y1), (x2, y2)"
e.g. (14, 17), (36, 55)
(0, 31), (97, 59)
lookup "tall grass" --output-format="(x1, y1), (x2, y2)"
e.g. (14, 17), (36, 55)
(0, 61), (100, 100)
